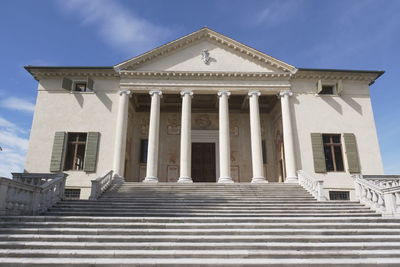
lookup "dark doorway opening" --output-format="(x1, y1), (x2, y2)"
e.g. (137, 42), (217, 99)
(192, 142), (216, 182)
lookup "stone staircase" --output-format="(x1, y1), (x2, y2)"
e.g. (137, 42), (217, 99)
(1, 182), (400, 266)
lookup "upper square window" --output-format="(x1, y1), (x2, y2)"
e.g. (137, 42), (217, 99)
(319, 85), (335, 95)
(62, 77), (94, 92)
(316, 79), (343, 95)
(74, 82), (91, 92)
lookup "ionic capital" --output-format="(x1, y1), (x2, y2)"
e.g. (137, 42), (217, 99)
(149, 90), (163, 97)
(180, 90), (194, 98)
(248, 90), (261, 97)
(217, 91), (231, 98)
(119, 90), (132, 96)
(279, 90), (293, 98)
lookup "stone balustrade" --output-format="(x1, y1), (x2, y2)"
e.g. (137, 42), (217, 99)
(0, 173), (67, 215)
(89, 170), (114, 200)
(297, 170), (326, 201)
(354, 174), (400, 217)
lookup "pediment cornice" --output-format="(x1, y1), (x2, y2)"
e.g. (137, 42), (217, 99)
(114, 28), (296, 73)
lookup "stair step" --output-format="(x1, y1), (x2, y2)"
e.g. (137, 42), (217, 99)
(1, 249), (400, 259)
(1, 221), (399, 229)
(3, 234), (399, 242)
(2, 241), (400, 250)
(2, 257), (400, 266)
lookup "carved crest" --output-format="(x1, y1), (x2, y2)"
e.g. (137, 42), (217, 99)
(201, 49), (211, 65)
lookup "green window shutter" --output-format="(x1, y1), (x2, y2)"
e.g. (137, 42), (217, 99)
(343, 133), (360, 173)
(62, 78), (72, 91)
(50, 132), (66, 172)
(311, 133), (326, 173)
(316, 80), (322, 94)
(87, 77), (94, 91)
(83, 132), (100, 172)
(336, 80), (343, 95)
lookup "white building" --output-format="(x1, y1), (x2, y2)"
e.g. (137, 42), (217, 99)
(24, 28), (384, 200)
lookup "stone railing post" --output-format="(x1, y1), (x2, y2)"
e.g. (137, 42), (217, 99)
(0, 179), (9, 215)
(31, 188), (41, 215)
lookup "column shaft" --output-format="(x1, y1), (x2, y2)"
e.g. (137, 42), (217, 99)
(248, 91), (267, 183)
(178, 90), (193, 183)
(280, 90), (298, 183)
(144, 90), (162, 182)
(113, 90), (130, 177)
(218, 91), (234, 183)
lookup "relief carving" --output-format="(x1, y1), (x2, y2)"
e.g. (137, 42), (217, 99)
(140, 117), (149, 136)
(194, 114), (212, 129)
(230, 118), (239, 136)
(231, 150), (238, 164)
(167, 114), (181, 135)
(167, 165), (179, 182)
(168, 151), (178, 164)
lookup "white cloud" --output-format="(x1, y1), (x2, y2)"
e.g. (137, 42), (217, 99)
(252, 0), (302, 27)
(0, 117), (17, 128)
(1, 97), (35, 113)
(58, 0), (172, 55)
(0, 116), (29, 178)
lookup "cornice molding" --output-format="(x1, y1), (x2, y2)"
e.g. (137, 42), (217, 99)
(114, 28), (296, 73)
(29, 71), (118, 81)
(119, 71), (292, 80)
(292, 71), (378, 83)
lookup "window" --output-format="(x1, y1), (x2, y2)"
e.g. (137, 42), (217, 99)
(74, 82), (92, 92)
(64, 133), (87, 171)
(329, 191), (350, 200)
(62, 77), (94, 92)
(140, 139), (148, 163)
(64, 189), (81, 200)
(322, 134), (344, 172)
(262, 140), (267, 164)
(319, 85), (334, 95)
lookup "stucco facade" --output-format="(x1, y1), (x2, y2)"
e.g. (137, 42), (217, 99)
(24, 28), (384, 200)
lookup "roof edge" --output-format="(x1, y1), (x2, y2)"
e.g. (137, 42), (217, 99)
(297, 68), (384, 86)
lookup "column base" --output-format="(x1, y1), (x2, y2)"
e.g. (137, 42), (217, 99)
(218, 177), (234, 183)
(143, 176), (158, 183)
(178, 176), (193, 183)
(284, 176), (299, 183)
(251, 177), (268, 183)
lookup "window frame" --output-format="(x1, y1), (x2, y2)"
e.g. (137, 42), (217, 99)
(322, 133), (345, 172)
(72, 80), (93, 93)
(64, 132), (88, 171)
(139, 139), (148, 164)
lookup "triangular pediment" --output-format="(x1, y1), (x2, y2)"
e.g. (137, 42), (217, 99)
(115, 28), (296, 74)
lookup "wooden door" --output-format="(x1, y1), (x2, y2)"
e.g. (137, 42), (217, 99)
(192, 143), (216, 182)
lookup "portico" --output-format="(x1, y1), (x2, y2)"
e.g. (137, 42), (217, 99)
(114, 87), (297, 184)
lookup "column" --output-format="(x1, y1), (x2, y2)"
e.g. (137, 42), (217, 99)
(248, 90), (268, 183)
(143, 90), (162, 182)
(113, 90), (131, 177)
(279, 90), (298, 183)
(178, 90), (193, 183)
(217, 91), (234, 183)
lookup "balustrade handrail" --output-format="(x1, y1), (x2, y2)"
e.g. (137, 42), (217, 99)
(0, 173), (67, 216)
(353, 174), (400, 217)
(89, 170), (114, 200)
(297, 170), (326, 201)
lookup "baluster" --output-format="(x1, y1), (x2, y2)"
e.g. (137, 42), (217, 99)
(371, 191), (379, 209)
(395, 192), (400, 212)
(377, 194), (385, 212)
(366, 189), (372, 206)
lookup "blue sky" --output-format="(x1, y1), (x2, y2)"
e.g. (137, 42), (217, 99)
(0, 0), (399, 177)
